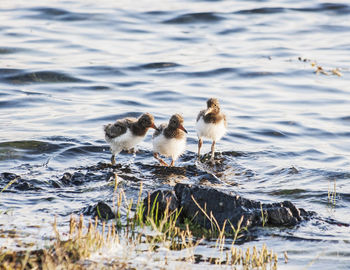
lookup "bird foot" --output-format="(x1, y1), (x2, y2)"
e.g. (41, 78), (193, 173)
(159, 160), (169, 166)
(153, 153), (169, 166)
(111, 155), (116, 166)
(127, 148), (136, 154)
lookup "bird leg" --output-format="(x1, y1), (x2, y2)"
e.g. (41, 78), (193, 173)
(127, 148), (136, 154)
(170, 159), (175, 167)
(111, 154), (116, 165)
(153, 152), (169, 166)
(198, 138), (203, 158)
(210, 141), (216, 160)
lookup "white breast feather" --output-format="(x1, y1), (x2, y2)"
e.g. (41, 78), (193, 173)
(153, 134), (186, 161)
(196, 117), (226, 141)
(106, 129), (144, 155)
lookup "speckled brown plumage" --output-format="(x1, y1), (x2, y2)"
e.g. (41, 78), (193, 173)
(104, 113), (156, 165)
(153, 114), (186, 140)
(196, 98), (227, 126)
(152, 114), (187, 167)
(196, 98), (227, 161)
(104, 113), (155, 139)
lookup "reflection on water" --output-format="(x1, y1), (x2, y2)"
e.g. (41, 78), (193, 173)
(1, 0), (350, 269)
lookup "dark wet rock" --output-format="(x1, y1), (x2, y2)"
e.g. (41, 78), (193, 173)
(0, 172), (19, 181)
(15, 181), (36, 191)
(86, 161), (123, 171)
(70, 172), (86, 185)
(117, 174), (141, 182)
(152, 165), (186, 176)
(144, 184), (313, 232)
(51, 181), (61, 188)
(58, 171), (85, 186)
(60, 172), (73, 185)
(83, 201), (115, 220)
(176, 184), (313, 230)
(58, 170), (113, 186)
(143, 189), (179, 221)
(221, 151), (246, 157)
(0, 173), (42, 191)
(198, 173), (222, 185)
(138, 163), (187, 176)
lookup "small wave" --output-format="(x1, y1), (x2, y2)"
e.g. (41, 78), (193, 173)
(238, 70), (283, 78)
(0, 140), (64, 162)
(2, 70), (84, 84)
(70, 85), (111, 91)
(338, 116), (350, 122)
(292, 3), (350, 15)
(163, 12), (224, 24)
(115, 81), (147, 87)
(230, 131), (268, 143)
(0, 96), (48, 108)
(319, 24), (350, 32)
(235, 4), (350, 15)
(0, 47), (22, 55)
(252, 129), (290, 138)
(58, 145), (106, 157)
(179, 67), (237, 78)
(324, 170), (350, 181)
(144, 90), (184, 101)
(304, 127), (335, 138)
(43, 136), (81, 143)
(28, 7), (94, 21)
(235, 7), (285, 15)
(144, 10), (170, 16)
(127, 62), (180, 71)
(140, 62), (180, 69)
(274, 120), (302, 128)
(269, 188), (306, 196)
(217, 27), (247, 35)
(78, 66), (125, 77)
(300, 148), (325, 156)
(0, 68), (22, 78)
(112, 99), (145, 107)
(0, 140), (62, 154)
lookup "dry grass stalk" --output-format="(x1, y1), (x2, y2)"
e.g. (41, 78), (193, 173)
(0, 184), (282, 270)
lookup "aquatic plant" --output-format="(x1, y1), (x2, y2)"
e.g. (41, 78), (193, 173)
(0, 183), (282, 269)
(297, 56), (342, 77)
(327, 179), (337, 207)
(0, 176), (19, 193)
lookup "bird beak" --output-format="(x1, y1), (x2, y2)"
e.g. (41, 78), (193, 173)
(204, 107), (213, 115)
(179, 124), (188, 134)
(151, 123), (159, 131)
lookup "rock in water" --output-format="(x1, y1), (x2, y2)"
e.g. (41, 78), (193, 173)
(144, 184), (312, 232)
(83, 201), (115, 220)
(143, 190), (179, 221)
(174, 184), (312, 230)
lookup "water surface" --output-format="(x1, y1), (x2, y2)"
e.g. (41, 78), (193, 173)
(1, 0), (350, 269)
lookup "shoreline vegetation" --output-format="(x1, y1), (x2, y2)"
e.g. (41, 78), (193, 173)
(0, 180), (281, 270)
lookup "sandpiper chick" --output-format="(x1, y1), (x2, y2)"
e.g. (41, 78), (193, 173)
(196, 98), (227, 161)
(104, 113), (157, 165)
(153, 114), (187, 166)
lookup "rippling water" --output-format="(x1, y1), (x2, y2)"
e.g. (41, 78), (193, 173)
(1, 0), (350, 268)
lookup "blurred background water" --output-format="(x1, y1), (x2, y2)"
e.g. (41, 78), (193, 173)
(1, 0), (350, 268)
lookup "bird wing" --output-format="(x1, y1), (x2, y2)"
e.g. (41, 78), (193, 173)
(104, 119), (129, 139)
(153, 123), (166, 138)
(196, 110), (206, 122)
